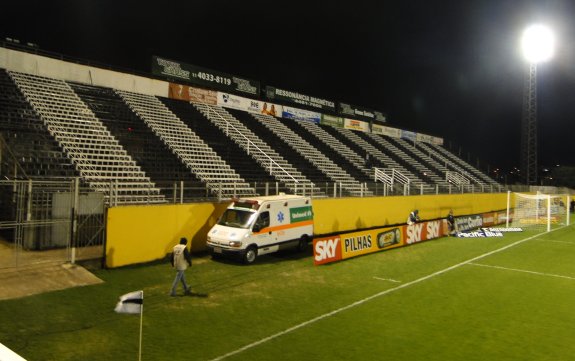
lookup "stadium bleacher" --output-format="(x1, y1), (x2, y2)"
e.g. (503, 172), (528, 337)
(0, 46), (502, 206)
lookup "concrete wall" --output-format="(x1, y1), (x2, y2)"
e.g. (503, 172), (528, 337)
(105, 193), (508, 268)
(0, 47), (168, 96)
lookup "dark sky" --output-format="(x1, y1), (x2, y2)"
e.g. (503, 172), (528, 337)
(2, 0), (574, 172)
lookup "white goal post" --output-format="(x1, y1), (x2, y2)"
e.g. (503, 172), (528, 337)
(506, 191), (571, 232)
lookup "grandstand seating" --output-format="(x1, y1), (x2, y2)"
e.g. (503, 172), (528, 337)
(0, 69), (77, 179)
(420, 142), (500, 190)
(253, 113), (372, 196)
(160, 98), (279, 187)
(341, 129), (434, 193)
(0, 51), (502, 205)
(382, 136), (450, 189)
(191, 103), (325, 196)
(115, 90), (256, 197)
(227, 109), (370, 196)
(8, 71), (165, 204)
(280, 117), (374, 186)
(69, 83), (207, 200)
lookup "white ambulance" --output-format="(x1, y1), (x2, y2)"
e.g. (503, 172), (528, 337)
(206, 194), (314, 264)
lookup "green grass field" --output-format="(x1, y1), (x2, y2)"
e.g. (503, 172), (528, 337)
(2, 221), (575, 361)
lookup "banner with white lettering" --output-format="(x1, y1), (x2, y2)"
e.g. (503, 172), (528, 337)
(403, 220), (447, 245)
(152, 56), (260, 96)
(282, 106), (321, 123)
(372, 124), (401, 138)
(338, 102), (386, 123)
(455, 215), (484, 232)
(314, 211), (507, 265)
(265, 86), (336, 112)
(217, 92), (282, 116)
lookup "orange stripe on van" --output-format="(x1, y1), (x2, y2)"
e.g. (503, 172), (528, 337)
(253, 220), (314, 234)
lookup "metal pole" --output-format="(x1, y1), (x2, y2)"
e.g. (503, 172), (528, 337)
(506, 191), (511, 227)
(71, 178), (80, 264)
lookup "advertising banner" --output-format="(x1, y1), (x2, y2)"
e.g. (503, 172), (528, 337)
(482, 212), (497, 227)
(152, 56), (260, 96)
(313, 226), (403, 265)
(338, 102), (386, 123)
(321, 114), (344, 128)
(403, 220), (446, 245)
(168, 83), (217, 105)
(217, 92), (282, 116)
(290, 206), (313, 223)
(265, 86), (336, 112)
(282, 106), (321, 123)
(313, 235), (342, 265)
(401, 130), (417, 142)
(344, 118), (370, 132)
(432, 136), (444, 145)
(456, 229), (504, 238)
(455, 215), (483, 232)
(313, 211), (507, 265)
(416, 133), (434, 144)
(372, 124), (401, 138)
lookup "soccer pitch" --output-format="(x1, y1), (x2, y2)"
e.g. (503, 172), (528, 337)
(1, 221), (574, 361)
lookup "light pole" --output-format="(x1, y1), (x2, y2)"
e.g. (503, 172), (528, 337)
(520, 24), (554, 186)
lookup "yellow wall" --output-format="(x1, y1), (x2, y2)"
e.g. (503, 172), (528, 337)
(106, 193), (509, 268)
(313, 193), (509, 234)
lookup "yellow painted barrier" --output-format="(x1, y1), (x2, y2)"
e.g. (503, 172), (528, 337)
(106, 193), (508, 268)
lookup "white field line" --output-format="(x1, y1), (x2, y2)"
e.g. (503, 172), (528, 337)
(542, 240), (575, 245)
(468, 262), (575, 281)
(373, 277), (401, 283)
(209, 226), (568, 361)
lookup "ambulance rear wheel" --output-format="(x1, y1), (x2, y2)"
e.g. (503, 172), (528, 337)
(297, 235), (309, 252)
(243, 246), (257, 264)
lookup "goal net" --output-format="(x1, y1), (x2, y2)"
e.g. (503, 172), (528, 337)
(506, 192), (571, 232)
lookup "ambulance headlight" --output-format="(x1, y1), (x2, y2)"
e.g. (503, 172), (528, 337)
(229, 241), (242, 248)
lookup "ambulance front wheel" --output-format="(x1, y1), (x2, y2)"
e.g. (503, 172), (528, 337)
(243, 246), (258, 264)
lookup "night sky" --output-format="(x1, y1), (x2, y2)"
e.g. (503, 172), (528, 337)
(2, 0), (574, 174)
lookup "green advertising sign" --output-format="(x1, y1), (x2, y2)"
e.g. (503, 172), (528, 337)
(290, 206), (313, 223)
(321, 114), (344, 128)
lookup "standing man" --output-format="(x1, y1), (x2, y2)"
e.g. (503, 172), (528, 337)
(446, 209), (456, 236)
(407, 209), (420, 225)
(170, 237), (192, 296)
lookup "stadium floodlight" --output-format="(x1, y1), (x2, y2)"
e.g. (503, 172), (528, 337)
(520, 24), (555, 185)
(521, 24), (555, 64)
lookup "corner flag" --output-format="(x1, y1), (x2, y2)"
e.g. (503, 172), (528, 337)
(114, 290), (143, 314)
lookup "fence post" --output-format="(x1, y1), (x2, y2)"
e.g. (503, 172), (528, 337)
(70, 177), (80, 265)
(173, 181), (177, 204)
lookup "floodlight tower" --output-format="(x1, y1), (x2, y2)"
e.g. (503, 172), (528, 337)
(520, 24), (554, 185)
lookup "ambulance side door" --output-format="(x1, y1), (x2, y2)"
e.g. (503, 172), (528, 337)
(252, 211), (275, 248)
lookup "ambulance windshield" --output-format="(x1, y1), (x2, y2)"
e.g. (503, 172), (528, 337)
(217, 209), (256, 229)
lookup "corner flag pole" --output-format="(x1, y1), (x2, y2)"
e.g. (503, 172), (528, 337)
(138, 291), (143, 361)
